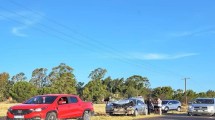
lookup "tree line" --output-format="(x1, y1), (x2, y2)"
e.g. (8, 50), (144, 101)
(0, 63), (214, 103)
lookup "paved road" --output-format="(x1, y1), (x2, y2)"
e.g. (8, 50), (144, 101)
(140, 114), (215, 120)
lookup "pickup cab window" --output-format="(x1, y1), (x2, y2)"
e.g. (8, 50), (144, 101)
(69, 96), (78, 103)
(24, 96), (57, 104)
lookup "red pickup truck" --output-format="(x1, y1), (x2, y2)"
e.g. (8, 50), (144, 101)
(7, 94), (94, 120)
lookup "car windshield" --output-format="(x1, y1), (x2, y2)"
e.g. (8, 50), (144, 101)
(162, 101), (169, 104)
(24, 96), (57, 104)
(193, 99), (214, 104)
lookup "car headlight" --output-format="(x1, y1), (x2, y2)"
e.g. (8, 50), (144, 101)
(188, 105), (193, 109)
(31, 107), (47, 112)
(8, 107), (13, 112)
(207, 106), (214, 110)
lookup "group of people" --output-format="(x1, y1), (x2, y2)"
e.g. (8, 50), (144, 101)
(146, 98), (162, 115)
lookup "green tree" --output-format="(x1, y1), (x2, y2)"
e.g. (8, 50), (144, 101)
(48, 63), (77, 94)
(9, 81), (37, 102)
(37, 87), (57, 95)
(103, 77), (113, 94)
(0, 72), (10, 101)
(198, 92), (207, 98)
(173, 89), (184, 102)
(76, 82), (84, 96)
(152, 86), (174, 100)
(30, 68), (48, 88)
(83, 68), (107, 102)
(88, 68), (107, 80)
(206, 90), (215, 97)
(11, 72), (27, 83)
(125, 75), (150, 97)
(186, 89), (198, 103)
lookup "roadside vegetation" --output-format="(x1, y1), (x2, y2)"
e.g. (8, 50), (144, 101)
(0, 63), (215, 104)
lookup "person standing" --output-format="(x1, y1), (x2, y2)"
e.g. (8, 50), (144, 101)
(157, 98), (162, 115)
(147, 98), (154, 115)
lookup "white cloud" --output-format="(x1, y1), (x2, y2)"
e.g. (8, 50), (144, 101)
(0, 11), (43, 37)
(129, 53), (199, 60)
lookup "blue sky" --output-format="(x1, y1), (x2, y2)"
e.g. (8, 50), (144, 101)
(0, 0), (215, 92)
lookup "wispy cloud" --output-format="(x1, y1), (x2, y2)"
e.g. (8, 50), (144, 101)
(0, 11), (43, 37)
(168, 28), (215, 38)
(12, 26), (28, 37)
(128, 52), (199, 60)
(102, 52), (199, 60)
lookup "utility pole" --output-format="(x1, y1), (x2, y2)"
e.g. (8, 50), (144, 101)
(183, 77), (190, 105)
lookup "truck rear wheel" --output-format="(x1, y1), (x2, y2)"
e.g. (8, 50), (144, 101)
(46, 112), (57, 120)
(81, 111), (90, 120)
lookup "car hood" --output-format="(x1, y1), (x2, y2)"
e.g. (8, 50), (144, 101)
(10, 104), (49, 109)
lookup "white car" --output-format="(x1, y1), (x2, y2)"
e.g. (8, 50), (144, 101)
(161, 100), (182, 112)
(188, 98), (215, 116)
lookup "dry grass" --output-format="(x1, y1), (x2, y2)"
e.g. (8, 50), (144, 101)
(0, 103), (185, 120)
(0, 102), (18, 117)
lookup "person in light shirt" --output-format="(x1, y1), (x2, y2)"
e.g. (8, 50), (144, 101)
(157, 98), (162, 115)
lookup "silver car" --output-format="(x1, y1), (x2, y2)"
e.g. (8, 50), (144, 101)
(161, 100), (182, 112)
(106, 97), (148, 116)
(188, 98), (215, 116)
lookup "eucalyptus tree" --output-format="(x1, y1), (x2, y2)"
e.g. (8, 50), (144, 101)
(83, 68), (107, 102)
(11, 72), (27, 83)
(48, 63), (77, 94)
(125, 75), (150, 97)
(30, 68), (48, 88)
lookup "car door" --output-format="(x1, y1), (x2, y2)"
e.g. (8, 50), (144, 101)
(136, 100), (144, 114)
(57, 97), (70, 118)
(172, 101), (179, 110)
(68, 96), (83, 118)
(168, 101), (174, 110)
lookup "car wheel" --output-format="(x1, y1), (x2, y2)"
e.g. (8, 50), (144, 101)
(177, 106), (181, 112)
(133, 109), (138, 116)
(108, 112), (113, 116)
(144, 108), (148, 115)
(46, 112), (57, 120)
(164, 107), (169, 113)
(187, 112), (192, 116)
(82, 111), (90, 120)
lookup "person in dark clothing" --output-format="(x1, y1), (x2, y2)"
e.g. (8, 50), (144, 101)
(147, 98), (154, 115)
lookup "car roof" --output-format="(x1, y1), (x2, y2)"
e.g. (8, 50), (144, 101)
(37, 94), (78, 97)
(163, 100), (179, 102)
(196, 98), (215, 99)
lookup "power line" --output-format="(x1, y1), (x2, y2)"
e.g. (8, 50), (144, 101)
(2, 1), (184, 78)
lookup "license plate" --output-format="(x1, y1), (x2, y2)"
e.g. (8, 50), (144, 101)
(14, 115), (24, 118)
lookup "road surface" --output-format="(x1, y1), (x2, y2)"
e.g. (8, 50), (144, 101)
(140, 114), (215, 120)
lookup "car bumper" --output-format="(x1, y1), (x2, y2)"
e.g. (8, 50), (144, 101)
(188, 109), (215, 115)
(7, 111), (46, 119)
